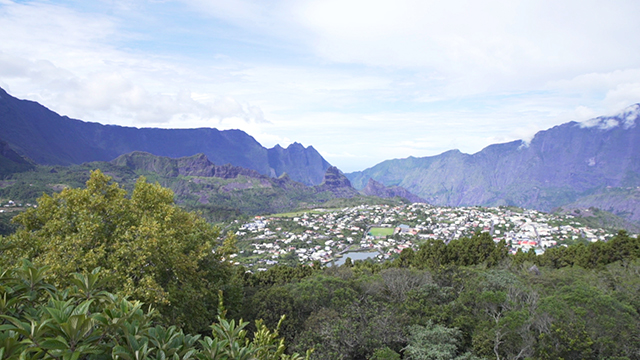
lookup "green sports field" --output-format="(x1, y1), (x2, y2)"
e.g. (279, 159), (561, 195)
(368, 227), (395, 237)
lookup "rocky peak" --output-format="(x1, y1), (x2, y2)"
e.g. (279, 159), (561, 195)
(213, 163), (264, 179)
(0, 87), (332, 185)
(0, 140), (32, 165)
(111, 152), (265, 179)
(321, 166), (352, 188)
(267, 142), (331, 185)
(316, 166), (359, 198)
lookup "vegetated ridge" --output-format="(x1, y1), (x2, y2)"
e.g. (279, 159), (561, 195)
(0, 151), (417, 222)
(347, 104), (640, 225)
(0, 87), (330, 185)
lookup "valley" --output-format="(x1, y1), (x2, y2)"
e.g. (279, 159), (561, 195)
(3, 3), (640, 358)
(230, 203), (622, 271)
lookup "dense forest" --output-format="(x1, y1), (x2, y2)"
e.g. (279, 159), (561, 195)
(1, 171), (639, 360)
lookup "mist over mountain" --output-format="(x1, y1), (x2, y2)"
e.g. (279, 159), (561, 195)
(347, 105), (640, 222)
(0, 87), (330, 185)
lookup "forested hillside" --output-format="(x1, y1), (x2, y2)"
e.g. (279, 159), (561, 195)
(1, 173), (639, 360)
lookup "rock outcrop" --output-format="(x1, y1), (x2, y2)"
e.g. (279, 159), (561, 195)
(111, 152), (264, 179)
(0, 139), (34, 177)
(315, 166), (360, 198)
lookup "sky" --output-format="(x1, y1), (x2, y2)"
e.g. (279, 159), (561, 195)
(1, 0), (640, 172)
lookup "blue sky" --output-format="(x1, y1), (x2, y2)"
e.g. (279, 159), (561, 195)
(1, 0), (640, 172)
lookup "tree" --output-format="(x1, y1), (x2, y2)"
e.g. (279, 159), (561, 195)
(403, 321), (481, 360)
(370, 347), (401, 360)
(0, 170), (233, 332)
(533, 267), (640, 359)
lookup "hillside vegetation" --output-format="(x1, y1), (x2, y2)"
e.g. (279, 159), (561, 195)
(0, 156), (407, 224)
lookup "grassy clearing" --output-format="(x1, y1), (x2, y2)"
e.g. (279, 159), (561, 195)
(369, 227), (395, 237)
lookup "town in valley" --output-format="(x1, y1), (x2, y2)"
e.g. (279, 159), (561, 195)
(230, 203), (624, 271)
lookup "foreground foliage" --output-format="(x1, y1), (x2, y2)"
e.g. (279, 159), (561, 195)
(1, 170), (237, 333)
(238, 231), (640, 360)
(0, 261), (311, 360)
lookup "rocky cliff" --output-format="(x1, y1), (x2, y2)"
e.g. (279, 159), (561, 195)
(267, 143), (331, 185)
(0, 139), (34, 177)
(315, 166), (360, 198)
(111, 152), (264, 179)
(361, 178), (426, 203)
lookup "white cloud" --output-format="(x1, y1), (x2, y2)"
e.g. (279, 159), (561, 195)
(603, 83), (640, 113)
(2, 0), (640, 173)
(290, 0), (640, 94)
(580, 104), (640, 130)
(0, 0), (267, 127)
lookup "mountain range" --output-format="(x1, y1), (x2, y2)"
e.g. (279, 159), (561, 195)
(1, 87), (639, 227)
(0, 87), (329, 186)
(347, 105), (640, 223)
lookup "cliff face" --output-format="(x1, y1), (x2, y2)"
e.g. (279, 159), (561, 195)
(362, 178), (426, 203)
(0, 87), (330, 185)
(347, 105), (640, 221)
(267, 143), (331, 185)
(111, 152), (264, 179)
(0, 139), (34, 177)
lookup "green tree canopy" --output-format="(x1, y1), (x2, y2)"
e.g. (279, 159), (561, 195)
(0, 170), (233, 332)
(0, 261), (310, 360)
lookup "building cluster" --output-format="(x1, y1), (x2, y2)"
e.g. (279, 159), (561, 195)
(0, 200), (36, 213)
(231, 203), (623, 270)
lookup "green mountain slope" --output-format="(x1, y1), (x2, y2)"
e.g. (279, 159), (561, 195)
(0, 152), (406, 223)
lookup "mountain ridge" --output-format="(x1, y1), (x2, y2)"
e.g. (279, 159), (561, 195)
(347, 104), (640, 224)
(0, 87), (330, 185)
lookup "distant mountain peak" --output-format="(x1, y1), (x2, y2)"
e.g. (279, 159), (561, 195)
(346, 103), (640, 226)
(267, 141), (331, 185)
